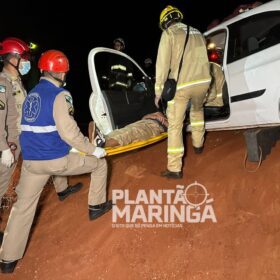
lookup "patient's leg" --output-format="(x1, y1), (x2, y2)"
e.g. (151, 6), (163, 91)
(105, 120), (163, 147)
(105, 138), (120, 147)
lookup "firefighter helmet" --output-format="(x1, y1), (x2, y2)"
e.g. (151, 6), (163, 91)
(113, 38), (125, 49)
(0, 37), (30, 59)
(159, 5), (183, 30)
(38, 50), (69, 72)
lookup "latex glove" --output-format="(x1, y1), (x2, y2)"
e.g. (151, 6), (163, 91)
(1, 148), (15, 168)
(92, 147), (106, 158)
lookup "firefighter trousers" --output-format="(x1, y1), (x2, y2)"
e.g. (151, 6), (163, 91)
(0, 152), (107, 261)
(167, 84), (209, 172)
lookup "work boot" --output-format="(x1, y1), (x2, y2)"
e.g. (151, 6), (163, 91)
(57, 183), (83, 201)
(161, 170), (183, 179)
(193, 146), (203, 154)
(89, 200), (113, 220)
(0, 260), (18, 274)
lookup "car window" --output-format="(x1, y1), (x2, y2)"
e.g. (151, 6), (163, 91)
(227, 11), (280, 63)
(95, 52), (147, 92)
(94, 51), (156, 129)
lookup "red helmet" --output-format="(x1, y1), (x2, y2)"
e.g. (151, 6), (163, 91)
(38, 50), (69, 72)
(208, 50), (219, 63)
(0, 37), (30, 59)
(208, 49), (223, 64)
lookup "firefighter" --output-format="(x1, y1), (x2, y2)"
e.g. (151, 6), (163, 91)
(155, 6), (211, 179)
(113, 37), (125, 52)
(205, 49), (225, 107)
(0, 50), (112, 273)
(109, 38), (133, 89)
(0, 37), (31, 243)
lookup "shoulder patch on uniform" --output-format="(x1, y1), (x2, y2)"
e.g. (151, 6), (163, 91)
(0, 100), (5, 110)
(65, 95), (73, 105)
(0, 85), (6, 93)
(65, 94), (74, 116)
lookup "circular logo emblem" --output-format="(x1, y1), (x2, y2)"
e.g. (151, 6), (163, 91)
(23, 92), (41, 122)
(183, 181), (209, 207)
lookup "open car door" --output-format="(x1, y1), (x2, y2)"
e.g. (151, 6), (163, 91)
(88, 48), (167, 156)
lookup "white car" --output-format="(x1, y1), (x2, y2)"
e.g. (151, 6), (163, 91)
(204, 0), (280, 131)
(88, 0), (280, 139)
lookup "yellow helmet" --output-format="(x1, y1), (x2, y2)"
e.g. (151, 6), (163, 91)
(159, 5), (183, 30)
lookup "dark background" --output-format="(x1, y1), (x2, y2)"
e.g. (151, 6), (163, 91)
(1, 0), (264, 129)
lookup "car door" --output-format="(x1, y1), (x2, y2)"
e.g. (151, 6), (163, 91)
(225, 11), (280, 129)
(88, 48), (156, 135)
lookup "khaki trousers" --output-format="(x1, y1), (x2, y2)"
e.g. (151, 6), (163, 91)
(107, 119), (164, 146)
(0, 152), (107, 261)
(167, 84), (209, 172)
(0, 140), (20, 201)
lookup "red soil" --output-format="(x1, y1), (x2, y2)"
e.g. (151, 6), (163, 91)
(1, 130), (280, 279)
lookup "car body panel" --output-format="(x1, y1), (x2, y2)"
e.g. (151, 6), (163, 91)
(204, 0), (280, 131)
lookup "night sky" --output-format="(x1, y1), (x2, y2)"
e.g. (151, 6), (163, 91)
(1, 0), (264, 127)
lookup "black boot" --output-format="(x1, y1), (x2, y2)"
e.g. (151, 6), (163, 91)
(57, 183), (83, 201)
(161, 170), (183, 179)
(193, 146), (203, 154)
(89, 200), (113, 220)
(0, 260), (18, 273)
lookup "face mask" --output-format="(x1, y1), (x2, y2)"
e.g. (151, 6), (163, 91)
(19, 61), (31, 76)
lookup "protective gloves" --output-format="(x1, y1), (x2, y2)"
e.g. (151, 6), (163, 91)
(1, 148), (15, 168)
(92, 147), (107, 158)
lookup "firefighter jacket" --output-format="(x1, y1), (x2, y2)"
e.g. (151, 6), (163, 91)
(155, 22), (211, 98)
(0, 69), (26, 151)
(108, 55), (134, 89)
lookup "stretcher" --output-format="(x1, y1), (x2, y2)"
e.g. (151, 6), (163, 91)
(104, 132), (167, 156)
(71, 132), (167, 157)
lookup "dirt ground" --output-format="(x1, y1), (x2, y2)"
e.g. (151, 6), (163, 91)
(1, 130), (280, 280)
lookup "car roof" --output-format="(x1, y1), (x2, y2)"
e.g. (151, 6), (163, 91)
(204, 0), (280, 35)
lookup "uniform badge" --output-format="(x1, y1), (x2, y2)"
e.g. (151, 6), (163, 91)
(65, 95), (73, 105)
(0, 85), (6, 93)
(0, 100), (5, 110)
(65, 95), (74, 116)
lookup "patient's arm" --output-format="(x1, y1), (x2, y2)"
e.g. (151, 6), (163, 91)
(143, 112), (168, 128)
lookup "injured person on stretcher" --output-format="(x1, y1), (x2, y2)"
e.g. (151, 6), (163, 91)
(88, 112), (168, 148)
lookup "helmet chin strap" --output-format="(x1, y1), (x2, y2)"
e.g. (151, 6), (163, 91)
(48, 72), (66, 87)
(6, 56), (21, 75)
